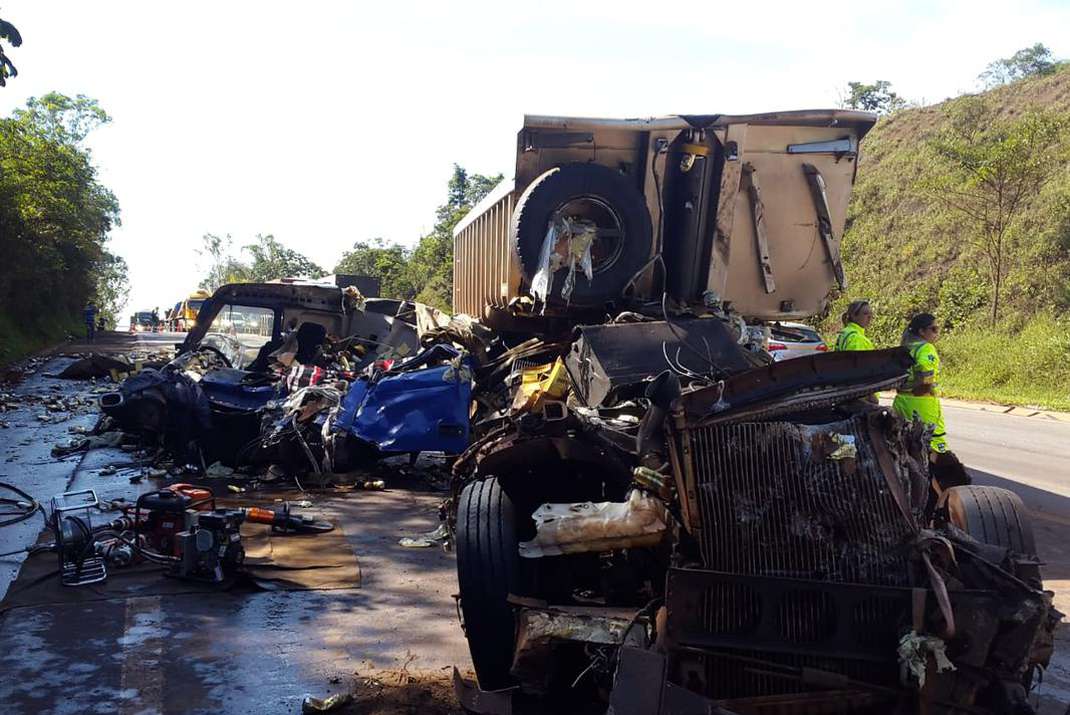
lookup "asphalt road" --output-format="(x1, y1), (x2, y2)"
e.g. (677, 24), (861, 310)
(0, 341), (471, 714)
(937, 403), (1070, 712)
(943, 404), (1070, 600)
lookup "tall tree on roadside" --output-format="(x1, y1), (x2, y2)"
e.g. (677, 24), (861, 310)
(334, 238), (414, 299)
(0, 15), (21, 86)
(93, 251), (130, 326)
(244, 233), (325, 282)
(196, 233), (250, 291)
(0, 92), (120, 330)
(332, 165), (503, 308)
(408, 164), (503, 309)
(979, 43), (1059, 88)
(14, 93), (109, 143)
(839, 81), (906, 115)
(920, 97), (1068, 325)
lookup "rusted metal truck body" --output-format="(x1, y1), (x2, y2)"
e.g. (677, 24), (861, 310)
(453, 110), (874, 322)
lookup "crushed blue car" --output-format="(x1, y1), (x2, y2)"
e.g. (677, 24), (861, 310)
(333, 345), (473, 456)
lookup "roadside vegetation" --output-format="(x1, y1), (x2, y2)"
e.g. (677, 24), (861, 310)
(195, 233), (328, 292)
(830, 44), (1070, 410)
(0, 90), (128, 364)
(195, 165), (501, 311)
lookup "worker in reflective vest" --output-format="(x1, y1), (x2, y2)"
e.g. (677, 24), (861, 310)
(834, 300), (875, 352)
(893, 313), (948, 454)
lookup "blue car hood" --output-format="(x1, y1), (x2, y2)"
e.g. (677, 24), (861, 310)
(334, 361), (472, 454)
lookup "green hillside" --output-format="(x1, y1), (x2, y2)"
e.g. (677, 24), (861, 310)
(830, 65), (1070, 410)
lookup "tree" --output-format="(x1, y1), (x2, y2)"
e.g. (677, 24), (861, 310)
(334, 238), (414, 299)
(332, 165), (503, 308)
(93, 251), (130, 326)
(14, 93), (110, 143)
(244, 233), (325, 282)
(408, 164), (503, 308)
(196, 233), (250, 291)
(0, 15), (21, 87)
(839, 81), (907, 115)
(979, 43), (1059, 88)
(0, 92), (120, 336)
(920, 97), (1068, 325)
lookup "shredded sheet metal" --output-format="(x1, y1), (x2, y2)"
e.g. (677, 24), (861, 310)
(519, 489), (667, 558)
(532, 215), (598, 305)
(897, 630), (956, 688)
(510, 357), (570, 415)
(332, 359), (473, 454)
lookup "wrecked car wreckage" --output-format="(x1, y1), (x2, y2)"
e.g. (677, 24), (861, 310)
(84, 106), (1060, 714)
(98, 281), (480, 480)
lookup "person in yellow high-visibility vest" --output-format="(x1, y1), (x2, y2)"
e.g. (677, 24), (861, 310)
(833, 300), (875, 352)
(834, 300), (877, 402)
(893, 313), (948, 454)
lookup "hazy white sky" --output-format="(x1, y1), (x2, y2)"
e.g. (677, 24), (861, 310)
(0, 1), (1066, 315)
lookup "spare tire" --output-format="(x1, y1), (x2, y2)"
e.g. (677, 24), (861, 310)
(512, 163), (653, 306)
(942, 485), (1040, 586)
(455, 478), (523, 690)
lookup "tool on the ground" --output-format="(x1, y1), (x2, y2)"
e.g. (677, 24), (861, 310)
(243, 502), (334, 534)
(174, 507), (246, 583)
(50, 489), (108, 587)
(41, 482), (331, 587)
(128, 484), (215, 554)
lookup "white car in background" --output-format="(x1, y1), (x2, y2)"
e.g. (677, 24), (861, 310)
(767, 322), (829, 361)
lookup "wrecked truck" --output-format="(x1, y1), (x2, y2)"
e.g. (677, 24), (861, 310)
(451, 323), (1058, 715)
(447, 110), (1059, 715)
(453, 109), (872, 325)
(179, 280), (419, 371)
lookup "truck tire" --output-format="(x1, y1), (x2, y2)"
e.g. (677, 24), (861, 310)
(456, 478), (523, 690)
(942, 485), (1040, 585)
(512, 163), (653, 306)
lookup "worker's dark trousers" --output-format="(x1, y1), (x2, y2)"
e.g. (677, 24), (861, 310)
(86, 322), (95, 342)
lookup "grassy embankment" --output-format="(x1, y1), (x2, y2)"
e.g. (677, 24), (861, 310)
(0, 312), (84, 368)
(827, 66), (1070, 411)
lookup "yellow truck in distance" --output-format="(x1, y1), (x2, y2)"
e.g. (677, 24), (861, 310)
(172, 290), (211, 331)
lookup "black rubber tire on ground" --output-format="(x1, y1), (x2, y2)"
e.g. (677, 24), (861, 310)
(512, 163), (653, 306)
(942, 485), (1041, 585)
(455, 478), (523, 690)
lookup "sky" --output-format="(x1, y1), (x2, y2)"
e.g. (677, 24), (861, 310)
(0, 0), (1067, 315)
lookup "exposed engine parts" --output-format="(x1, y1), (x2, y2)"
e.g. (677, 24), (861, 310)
(449, 340), (1061, 715)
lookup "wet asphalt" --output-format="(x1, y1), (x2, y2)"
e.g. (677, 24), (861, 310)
(0, 334), (469, 714)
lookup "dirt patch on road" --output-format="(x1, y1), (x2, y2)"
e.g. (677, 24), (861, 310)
(327, 668), (463, 714)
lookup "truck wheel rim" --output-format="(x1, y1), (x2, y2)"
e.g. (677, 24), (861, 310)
(553, 195), (626, 276)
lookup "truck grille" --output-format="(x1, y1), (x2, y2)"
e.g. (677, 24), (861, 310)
(668, 415), (918, 702)
(686, 416), (913, 586)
